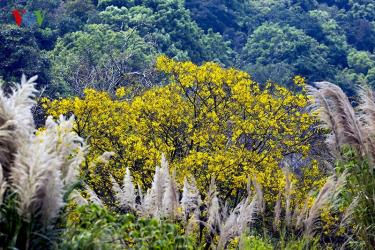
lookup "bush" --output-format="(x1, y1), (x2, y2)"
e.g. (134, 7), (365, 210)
(59, 204), (194, 249)
(240, 235), (273, 250)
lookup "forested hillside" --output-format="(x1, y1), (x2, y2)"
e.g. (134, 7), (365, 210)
(1, 0), (375, 97)
(1, 1), (375, 249)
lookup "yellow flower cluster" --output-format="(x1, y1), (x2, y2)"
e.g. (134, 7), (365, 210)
(320, 207), (340, 236)
(43, 56), (325, 203)
(115, 87), (126, 98)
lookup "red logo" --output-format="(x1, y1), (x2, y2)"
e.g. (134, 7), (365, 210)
(12, 9), (26, 26)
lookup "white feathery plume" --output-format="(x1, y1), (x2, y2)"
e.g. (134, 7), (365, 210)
(40, 116), (85, 223)
(98, 151), (115, 163)
(40, 164), (64, 224)
(357, 88), (375, 160)
(330, 172), (348, 209)
(85, 184), (103, 207)
(217, 200), (243, 249)
(284, 170), (292, 227)
(218, 179), (263, 249)
(161, 168), (179, 219)
(0, 120), (17, 179)
(206, 177), (221, 234)
(273, 192), (282, 231)
(0, 75), (37, 178)
(238, 179), (263, 234)
(87, 151), (115, 173)
(309, 82), (367, 156)
(141, 189), (152, 216)
(221, 200), (230, 222)
(0, 74), (37, 143)
(181, 177), (201, 221)
(88, 151), (115, 170)
(39, 116), (86, 223)
(110, 174), (124, 205)
(142, 154), (171, 217)
(296, 194), (310, 230)
(137, 184), (143, 205)
(44, 115), (86, 187)
(304, 173), (346, 237)
(304, 176), (335, 237)
(10, 115), (86, 223)
(121, 167), (136, 210)
(181, 177), (189, 219)
(110, 168), (136, 210)
(161, 153), (168, 172)
(69, 189), (88, 206)
(0, 165), (7, 205)
(253, 177), (264, 214)
(339, 196), (358, 228)
(160, 153), (170, 195)
(237, 195), (259, 234)
(142, 166), (164, 217)
(10, 127), (62, 222)
(0, 76), (86, 225)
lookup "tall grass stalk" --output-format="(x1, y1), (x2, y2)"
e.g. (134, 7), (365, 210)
(0, 75), (86, 249)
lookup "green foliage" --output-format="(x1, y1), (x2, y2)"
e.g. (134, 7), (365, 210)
(49, 24), (156, 96)
(2, 0), (375, 96)
(366, 67), (375, 88)
(98, 2), (233, 65)
(347, 50), (374, 74)
(336, 148), (375, 248)
(283, 237), (320, 250)
(56, 0), (98, 35)
(0, 193), (25, 249)
(184, 0), (240, 34)
(0, 24), (51, 90)
(186, 0), (375, 90)
(97, 0), (135, 10)
(241, 22), (331, 82)
(60, 204), (194, 249)
(0, 193), (58, 250)
(308, 10), (349, 66)
(240, 235), (273, 250)
(335, 49), (375, 93)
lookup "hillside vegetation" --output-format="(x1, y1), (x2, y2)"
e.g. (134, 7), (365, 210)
(1, 0), (375, 96)
(0, 0), (375, 249)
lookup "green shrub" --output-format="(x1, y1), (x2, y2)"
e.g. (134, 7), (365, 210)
(240, 235), (273, 250)
(336, 147), (375, 248)
(59, 204), (194, 249)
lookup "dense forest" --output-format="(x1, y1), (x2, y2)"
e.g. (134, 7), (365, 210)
(1, 0), (375, 97)
(1, 0), (375, 249)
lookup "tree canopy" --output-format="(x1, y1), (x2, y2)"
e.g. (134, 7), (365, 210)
(1, 0), (375, 94)
(43, 56), (325, 203)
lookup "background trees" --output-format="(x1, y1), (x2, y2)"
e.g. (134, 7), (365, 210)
(0, 24), (51, 91)
(49, 24), (156, 96)
(98, 1), (233, 65)
(1, 0), (375, 96)
(241, 23), (331, 83)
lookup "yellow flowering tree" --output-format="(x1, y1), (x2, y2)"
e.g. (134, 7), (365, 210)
(42, 56), (324, 203)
